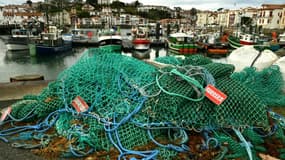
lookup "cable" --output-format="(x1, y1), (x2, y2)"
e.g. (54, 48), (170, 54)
(233, 128), (252, 160)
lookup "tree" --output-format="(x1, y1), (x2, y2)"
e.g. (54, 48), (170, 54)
(134, 0), (141, 7)
(26, 0), (32, 7)
(138, 9), (171, 21)
(86, 0), (98, 6)
(111, 1), (125, 9)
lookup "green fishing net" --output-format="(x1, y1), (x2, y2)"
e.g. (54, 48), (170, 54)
(231, 65), (285, 107)
(1, 48), (285, 159)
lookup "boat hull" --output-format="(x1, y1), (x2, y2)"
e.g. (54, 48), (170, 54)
(35, 43), (72, 55)
(6, 43), (29, 51)
(168, 42), (198, 54)
(98, 37), (122, 53)
(228, 36), (242, 49)
(99, 44), (122, 53)
(204, 43), (229, 56)
(133, 39), (150, 51)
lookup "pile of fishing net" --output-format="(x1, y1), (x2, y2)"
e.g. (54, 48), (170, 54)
(1, 48), (285, 160)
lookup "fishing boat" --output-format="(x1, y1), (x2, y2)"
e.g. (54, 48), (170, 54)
(98, 28), (122, 53)
(278, 32), (285, 48)
(29, 26), (72, 56)
(166, 32), (198, 54)
(5, 28), (40, 51)
(203, 33), (229, 57)
(228, 31), (280, 51)
(71, 28), (98, 47)
(228, 32), (257, 49)
(132, 26), (151, 51)
(131, 49), (151, 59)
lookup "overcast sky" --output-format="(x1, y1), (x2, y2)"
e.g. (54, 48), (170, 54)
(0, 0), (284, 11)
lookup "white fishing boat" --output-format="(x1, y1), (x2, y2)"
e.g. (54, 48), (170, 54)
(132, 26), (151, 51)
(5, 28), (39, 51)
(279, 32), (285, 47)
(98, 28), (122, 53)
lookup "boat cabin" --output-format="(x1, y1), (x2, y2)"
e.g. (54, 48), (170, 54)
(11, 28), (39, 38)
(40, 26), (64, 46)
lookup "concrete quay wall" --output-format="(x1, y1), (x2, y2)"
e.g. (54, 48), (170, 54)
(0, 80), (51, 108)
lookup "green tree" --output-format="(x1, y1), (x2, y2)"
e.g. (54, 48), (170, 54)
(111, 1), (125, 9)
(134, 0), (141, 7)
(26, 0), (32, 6)
(77, 11), (91, 18)
(86, 0), (98, 6)
(138, 9), (171, 20)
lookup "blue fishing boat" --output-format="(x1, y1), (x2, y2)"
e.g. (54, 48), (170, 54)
(29, 26), (72, 56)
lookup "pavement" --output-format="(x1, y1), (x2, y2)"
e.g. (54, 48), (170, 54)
(0, 80), (51, 102)
(0, 80), (49, 160)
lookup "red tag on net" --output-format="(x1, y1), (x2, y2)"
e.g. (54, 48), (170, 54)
(205, 84), (227, 105)
(71, 96), (89, 113)
(0, 106), (12, 122)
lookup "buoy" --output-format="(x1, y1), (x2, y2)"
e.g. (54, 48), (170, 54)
(227, 46), (278, 72)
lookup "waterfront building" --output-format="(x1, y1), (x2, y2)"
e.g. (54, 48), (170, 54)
(137, 5), (172, 14)
(257, 4), (285, 29)
(227, 10), (241, 28)
(0, 6), (4, 24)
(281, 7), (285, 29)
(196, 11), (210, 28)
(206, 12), (218, 27)
(217, 10), (229, 28)
(1, 4), (43, 26)
(0, 1), (285, 32)
(98, 0), (112, 5)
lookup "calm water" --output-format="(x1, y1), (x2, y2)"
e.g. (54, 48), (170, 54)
(0, 36), (167, 83)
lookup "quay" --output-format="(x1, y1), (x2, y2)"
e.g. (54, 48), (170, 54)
(0, 80), (48, 160)
(0, 80), (50, 108)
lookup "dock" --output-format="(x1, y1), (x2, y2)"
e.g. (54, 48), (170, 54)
(0, 80), (50, 108)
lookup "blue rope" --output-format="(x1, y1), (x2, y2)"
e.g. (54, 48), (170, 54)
(60, 79), (76, 113)
(201, 130), (219, 150)
(104, 97), (147, 132)
(0, 136), (8, 142)
(0, 109), (63, 140)
(68, 133), (94, 157)
(88, 85), (102, 112)
(7, 107), (37, 122)
(132, 120), (189, 145)
(147, 129), (190, 153)
(156, 69), (205, 102)
(106, 115), (159, 160)
(253, 124), (278, 138)
(117, 73), (142, 101)
(268, 110), (285, 128)
(202, 68), (216, 86)
(233, 128), (253, 160)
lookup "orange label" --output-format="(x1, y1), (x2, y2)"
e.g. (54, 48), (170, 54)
(0, 106), (12, 122)
(205, 84), (227, 105)
(71, 96), (89, 113)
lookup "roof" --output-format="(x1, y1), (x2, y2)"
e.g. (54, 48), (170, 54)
(261, 4), (285, 10)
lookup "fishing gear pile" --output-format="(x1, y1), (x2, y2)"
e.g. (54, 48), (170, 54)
(1, 48), (285, 160)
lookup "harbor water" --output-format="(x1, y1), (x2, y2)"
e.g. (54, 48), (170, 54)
(0, 35), (168, 83)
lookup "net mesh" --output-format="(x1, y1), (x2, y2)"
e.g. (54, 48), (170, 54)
(1, 48), (285, 159)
